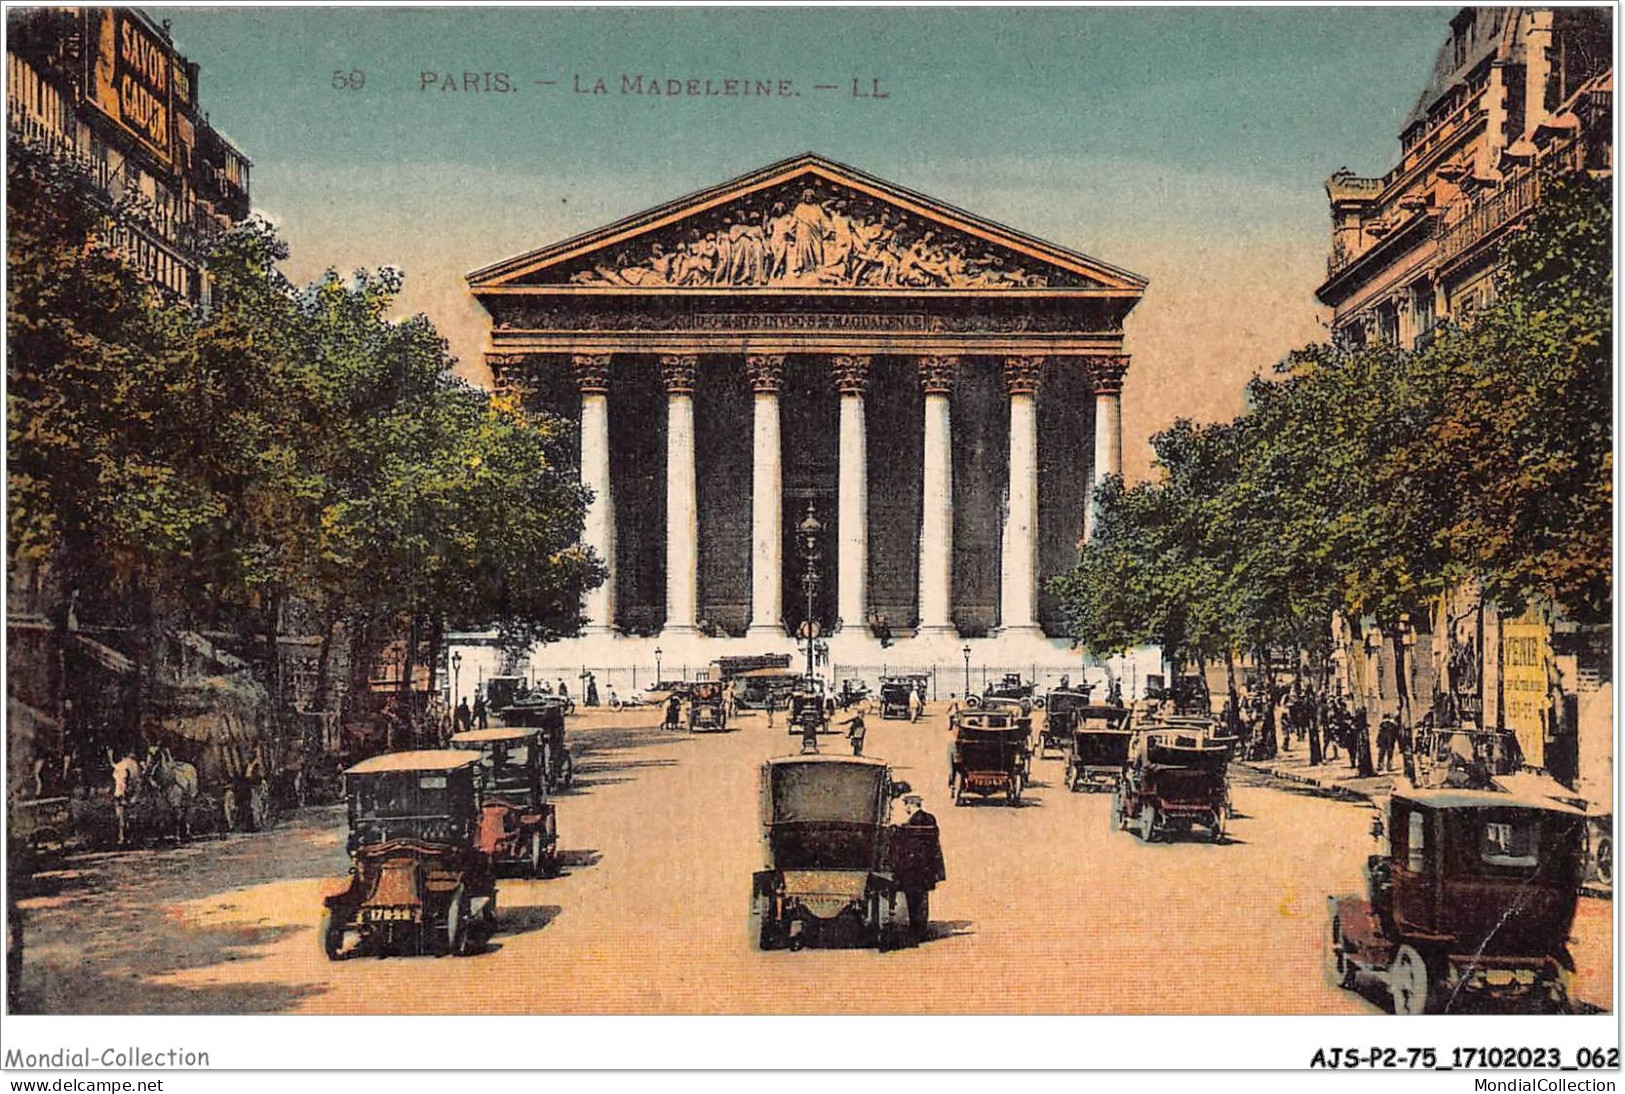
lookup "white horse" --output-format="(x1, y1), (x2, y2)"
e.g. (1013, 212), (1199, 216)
(108, 749), (142, 847)
(143, 746), (200, 843)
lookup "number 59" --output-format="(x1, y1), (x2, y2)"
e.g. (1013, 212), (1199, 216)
(332, 69), (366, 91)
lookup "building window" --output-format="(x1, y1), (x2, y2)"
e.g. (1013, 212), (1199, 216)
(1411, 280), (1436, 348)
(1377, 302), (1399, 346)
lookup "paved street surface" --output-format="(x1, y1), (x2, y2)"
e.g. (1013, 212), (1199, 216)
(13, 705), (1612, 1014)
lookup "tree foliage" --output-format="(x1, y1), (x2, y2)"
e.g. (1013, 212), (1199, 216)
(1050, 169), (1611, 665)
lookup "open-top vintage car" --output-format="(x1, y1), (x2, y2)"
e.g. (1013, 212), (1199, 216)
(734, 669), (803, 712)
(321, 751), (497, 959)
(949, 707), (1031, 806)
(750, 754), (942, 950)
(688, 680), (729, 732)
(450, 728), (560, 878)
(1063, 705), (1135, 791)
(976, 672), (1041, 707)
(1112, 721), (1230, 841)
(1038, 685), (1096, 756)
(1327, 787), (1585, 1014)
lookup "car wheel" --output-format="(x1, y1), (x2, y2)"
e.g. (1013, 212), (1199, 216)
(1388, 945), (1432, 1015)
(1138, 804), (1157, 843)
(445, 886), (470, 957)
(319, 907), (344, 961)
(609, 698), (624, 713)
(1596, 834), (1613, 886)
(1326, 915), (1354, 990)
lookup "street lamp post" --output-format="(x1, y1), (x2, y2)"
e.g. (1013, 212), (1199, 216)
(798, 503), (824, 688)
(655, 646), (663, 685)
(962, 643), (972, 699)
(451, 651), (462, 710)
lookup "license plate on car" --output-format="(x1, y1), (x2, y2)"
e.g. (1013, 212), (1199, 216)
(366, 907), (415, 923)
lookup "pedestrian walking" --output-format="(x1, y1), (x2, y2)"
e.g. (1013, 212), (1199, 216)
(557, 679), (569, 700)
(843, 712), (868, 756)
(585, 674), (599, 707)
(723, 680), (738, 719)
(663, 693), (682, 732)
(472, 693), (488, 730)
(1377, 713), (1400, 774)
(455, 698), (473, 735)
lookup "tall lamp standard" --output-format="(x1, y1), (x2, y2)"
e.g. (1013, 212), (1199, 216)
(798, 504), (825, 687)
(451, 651), (462, 710)
(655, 646), (664, 685)
(962, 643), (972, 700)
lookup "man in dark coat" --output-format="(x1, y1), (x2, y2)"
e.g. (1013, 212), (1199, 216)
(664, 693), (682, 732)
(842, 712), (868, 756)
(888, 790), (945, 944)
(472, 693), (488, 730)
(455, 698), (473, 735)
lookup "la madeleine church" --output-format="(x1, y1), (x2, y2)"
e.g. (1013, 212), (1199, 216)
(464, 153), (1150, 687)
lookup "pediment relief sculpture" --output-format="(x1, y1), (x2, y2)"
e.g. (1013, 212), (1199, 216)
(563, 182), (1095, 290)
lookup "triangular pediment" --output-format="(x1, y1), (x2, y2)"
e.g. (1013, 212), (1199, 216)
(469, 153), (1146, 293)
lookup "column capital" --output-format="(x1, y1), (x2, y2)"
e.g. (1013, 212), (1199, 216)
(659, 354), (698, 394)
(1002, 356), (1045, 396)
(745, 353), (785, 393)
(570, 353), (612, 394)
(916, 354), (960, 395)
(486, 353), (529, 384)
(1084, 354), (1130, 395)
(830, 354), (872, 396)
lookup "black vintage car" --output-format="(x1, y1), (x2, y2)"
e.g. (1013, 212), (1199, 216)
(450, 728), (560, 878)
(980, 672), (1041, 706)
(878, 677), (919, 720)
(321, 751), (497, 959)
(1063, 705), (1135, 792)
(949, 707), (1032, 805)
(1328, 787), (1585, 1013)
(750, 754), (943, 950)
(786, 687), (832, 737)
(688, 680), (729, 732)
(1038, 686), (1096, 756)
(493, 701), (573, 791)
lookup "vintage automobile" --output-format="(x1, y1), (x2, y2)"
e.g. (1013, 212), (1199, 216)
(948, 707), (1031, 806)
(978, 672), (1041, 707)
(1063, 705), (1135, 791)
(492, 700), (574, 791)
(734, 669), (804, 712)
(878, 677), (918, 720)
(1327, 787), (1586, 1013)
(320, 751), (497, 959)
(1112, 721), (1230, 841)
(834, 679), (872, 712)
(786, 686), (832, 737)
(449, 728), (560, 878)
(750, 754), (942, 950)
(688, 680), (729, 732)
(1038, 685), (1096, 756)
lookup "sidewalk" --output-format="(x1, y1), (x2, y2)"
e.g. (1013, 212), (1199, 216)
(1241, 751), (1613, 901)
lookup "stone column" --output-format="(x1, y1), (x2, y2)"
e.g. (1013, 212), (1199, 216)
(831, 355), (871, 635)
(660, 354), (700, 637)
(1085, 355), (1128, 542)
(916, 355), (958, 637)
(999, 356), (1045, 638)
(744, 354), (785, 640)
(571, 354), (617, 635)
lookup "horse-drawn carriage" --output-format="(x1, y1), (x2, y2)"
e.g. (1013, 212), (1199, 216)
(749, 754), (943, 951)
(1037, 685), (1096, 757)
(320, 751), (498, 959)
(1112, 720), (1231, 842)
(948, 706), (1032, 806)
(450, 728), (560, 878)
(688, 680), (729, 732)
(1327, 787), (1585, 1013)
(1063, 706), (1135, 792)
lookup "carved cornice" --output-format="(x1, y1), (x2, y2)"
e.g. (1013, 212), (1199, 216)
(745, 353), (786, 394)
(570, 353), (612, 394)
(1002, 355), (1045, 396)
(916, 355), (960, 396)
(830, 354), (872, 396)
(1084, 354), (1130, 395)
(659, 353), (699, 394)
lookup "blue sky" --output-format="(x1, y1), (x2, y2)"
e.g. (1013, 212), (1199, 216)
(154, 5), (1452, 480)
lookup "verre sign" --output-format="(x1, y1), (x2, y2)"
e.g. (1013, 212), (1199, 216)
(84, 8), (174, 168)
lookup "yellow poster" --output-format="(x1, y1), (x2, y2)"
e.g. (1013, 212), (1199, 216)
(1501, 609), (1550, 769)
